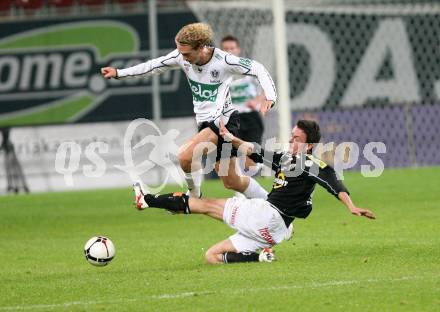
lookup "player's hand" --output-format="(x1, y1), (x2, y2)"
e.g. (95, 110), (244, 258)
(246, 99), (259, 111)
(350, 207), (376, 219)
(219, 119), (229, 138)
(260, 100), (274, 116)
(101, 67), (117, 79)
(219, 119), (235, 143)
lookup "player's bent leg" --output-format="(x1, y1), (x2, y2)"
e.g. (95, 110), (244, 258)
(178, 127), (218, 172)
(187, 197), (226, 220)
(216, 157), (268, 199)
(208, 233), (276, 264)
(133, 185), (277, 264)
(178, 128), (218, 197)
(204, 238), (273, 264)
(204, 239), (237, 264)
(216, 157), (248, 192)
(133, 184), (227, 219)
(145, 193), (226, 218)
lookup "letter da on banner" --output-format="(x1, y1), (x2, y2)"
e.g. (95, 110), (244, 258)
(342, 19), (420, 106)
(254, 18), (421, 109)
(286, 24), (335, 109)
(252, 23), (335, 110)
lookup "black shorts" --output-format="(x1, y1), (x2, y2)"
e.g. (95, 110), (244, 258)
(198, 111), (240, 162)
(238, 111), (264, 144)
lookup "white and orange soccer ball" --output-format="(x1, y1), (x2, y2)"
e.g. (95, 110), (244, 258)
(84, 236), (116, 266)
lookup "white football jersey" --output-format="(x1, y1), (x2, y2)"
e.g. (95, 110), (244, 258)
(116, 48), (277, 127)
(230, 75), (261, 113)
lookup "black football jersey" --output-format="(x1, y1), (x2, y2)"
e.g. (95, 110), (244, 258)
(249, 150), (349, 226)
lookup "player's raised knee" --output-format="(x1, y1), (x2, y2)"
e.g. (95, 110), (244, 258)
(204, 249), (220, 264)
(221, 176), (240, 190)
(178, 150), (192, 171)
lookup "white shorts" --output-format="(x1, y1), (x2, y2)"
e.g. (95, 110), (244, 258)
(223, 196), (288, 253)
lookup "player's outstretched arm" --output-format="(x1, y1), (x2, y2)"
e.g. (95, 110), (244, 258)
(307, 161), (375, 220)
(225, 54), (276, 115)
(338, 192), (375, 219)
(100, 49), (180, 80)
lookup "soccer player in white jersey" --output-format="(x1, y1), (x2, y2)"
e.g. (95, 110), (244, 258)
(101, 23), (276, 199)
(221, 35), (265, 146)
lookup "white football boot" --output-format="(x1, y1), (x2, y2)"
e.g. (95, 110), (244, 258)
(259, 248), (276, 263)
(133, 182), (148, 210)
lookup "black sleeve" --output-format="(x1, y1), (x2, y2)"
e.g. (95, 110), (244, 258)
(248, 146), (283, 172)
(307, 165), (349, 198)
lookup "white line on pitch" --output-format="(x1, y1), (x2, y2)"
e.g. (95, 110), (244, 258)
(0, 275), (435, 311)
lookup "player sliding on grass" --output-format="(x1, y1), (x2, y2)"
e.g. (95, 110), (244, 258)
(133, 119), (375, 264)
(102, 23), (276, 200)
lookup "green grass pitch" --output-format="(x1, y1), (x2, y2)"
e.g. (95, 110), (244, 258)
(1, 167), (439, 311)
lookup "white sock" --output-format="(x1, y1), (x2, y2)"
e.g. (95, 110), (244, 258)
(242, 177), (268, 199)
(184, 169), (202, 197)
(240, 161), (262, 177)
(234, 191), (246, 199)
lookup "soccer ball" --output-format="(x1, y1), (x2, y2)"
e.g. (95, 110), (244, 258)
(84, 236), (116, 266)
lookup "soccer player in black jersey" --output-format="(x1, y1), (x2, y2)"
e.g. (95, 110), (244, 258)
(133, 119), (375, 264)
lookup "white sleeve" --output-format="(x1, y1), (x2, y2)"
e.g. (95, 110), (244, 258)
(251, 76), (263, 95)
(225, 54), (277, 104)
(116, 49), (180, 78)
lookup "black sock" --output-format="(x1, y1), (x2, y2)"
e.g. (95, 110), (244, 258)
(144, 193), (191, 214)
(223, 252), (259, 263)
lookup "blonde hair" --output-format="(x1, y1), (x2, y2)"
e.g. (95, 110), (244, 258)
(175, 23), (214, 49)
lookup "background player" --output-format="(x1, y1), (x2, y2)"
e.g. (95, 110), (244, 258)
(133, 119), (375, 264)
(101, 23), (276, 200)
(221, 35), (265, 178)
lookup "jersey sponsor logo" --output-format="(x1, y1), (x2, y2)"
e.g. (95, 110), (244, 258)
(239, 57), (252, 69)
(187, 78), (221, 102)
(273, 172), (288, 189)
(230, 205), (239, 225)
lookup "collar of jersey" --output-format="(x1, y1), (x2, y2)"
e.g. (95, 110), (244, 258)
(195, 47), (216, 67)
